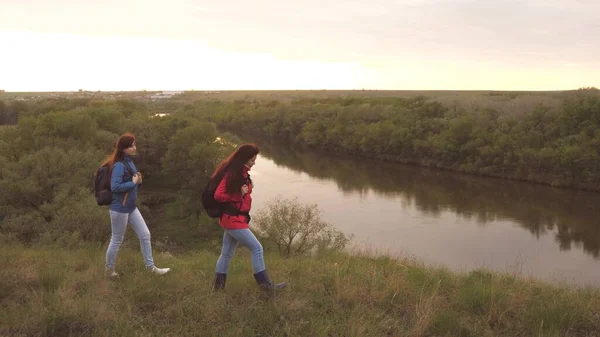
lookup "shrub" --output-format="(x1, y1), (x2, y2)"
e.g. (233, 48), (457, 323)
(253, 196), (351, 257)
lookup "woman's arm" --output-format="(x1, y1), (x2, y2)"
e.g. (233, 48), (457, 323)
(110, 162), (136, 193)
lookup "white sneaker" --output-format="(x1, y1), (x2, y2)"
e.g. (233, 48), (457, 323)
(150, 266), (170, 275)
(106, 270), (119, 278)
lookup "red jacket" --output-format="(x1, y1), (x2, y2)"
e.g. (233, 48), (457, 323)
(214, 166), (253, 230)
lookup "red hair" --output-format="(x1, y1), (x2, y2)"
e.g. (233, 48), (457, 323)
(101, 133), (136, 168)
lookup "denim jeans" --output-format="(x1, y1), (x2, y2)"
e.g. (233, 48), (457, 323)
(216, 229), (266, 274)
(105, 208), (154, 270)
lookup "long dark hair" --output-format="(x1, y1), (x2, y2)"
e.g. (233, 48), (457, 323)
(210, 143), (259, 194)
(101, 133), (136, 168)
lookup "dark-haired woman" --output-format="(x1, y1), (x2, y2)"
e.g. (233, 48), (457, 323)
(102, 133), (170, 277)
(211, 143), (287, 291)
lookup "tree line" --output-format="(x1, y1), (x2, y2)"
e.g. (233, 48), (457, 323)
(181, 88), (600, 191)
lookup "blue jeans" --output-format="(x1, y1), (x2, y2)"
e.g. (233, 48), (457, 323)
(105, 208), (155, 270)
(216, 229), (266, 274)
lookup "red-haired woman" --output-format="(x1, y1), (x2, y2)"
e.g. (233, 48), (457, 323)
(102, 133), (170, 277)
(211, 143), (287, 290)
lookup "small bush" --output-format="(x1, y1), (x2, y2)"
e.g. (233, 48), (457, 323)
(253, 196), (351, 257)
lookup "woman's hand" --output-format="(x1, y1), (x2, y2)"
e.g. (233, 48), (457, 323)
(241, 184), (249, 196)
(133, 172), (142, 185)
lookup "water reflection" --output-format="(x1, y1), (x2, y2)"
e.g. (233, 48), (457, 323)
(256, 141), (600, 260)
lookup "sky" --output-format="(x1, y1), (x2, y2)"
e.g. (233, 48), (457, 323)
(0, 0), (598, 91)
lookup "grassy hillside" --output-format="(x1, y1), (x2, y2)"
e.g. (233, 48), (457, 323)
(1, 244), (599, 337)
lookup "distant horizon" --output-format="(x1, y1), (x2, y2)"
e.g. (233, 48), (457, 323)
(2, 88), (593, 94)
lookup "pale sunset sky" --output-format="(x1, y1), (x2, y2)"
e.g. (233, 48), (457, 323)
(0, 0), (598, 91)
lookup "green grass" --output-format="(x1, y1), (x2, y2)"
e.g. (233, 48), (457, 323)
(1, 244), (599, 337)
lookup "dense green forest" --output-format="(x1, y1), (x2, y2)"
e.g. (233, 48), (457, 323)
(1, 88), (599, 247)
(0, 97), (230, 247)
(178, 88), (600, 190)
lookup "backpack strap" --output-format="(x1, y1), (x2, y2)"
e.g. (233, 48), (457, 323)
(221, 173), (252, 219)
(121, 161), (135, 175)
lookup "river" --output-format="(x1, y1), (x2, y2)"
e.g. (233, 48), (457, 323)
(247, 141), (600, 286)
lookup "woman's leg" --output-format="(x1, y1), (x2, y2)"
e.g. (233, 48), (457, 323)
(216, 231), (239, 274)
(127, 208), (155, 268)
(105, 210), (129, 271)
(225, 229), (265, 274)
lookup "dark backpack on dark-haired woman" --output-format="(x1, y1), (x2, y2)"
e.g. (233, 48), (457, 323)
(201, 175), (251, 221)
(201, 181), (223, 218)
